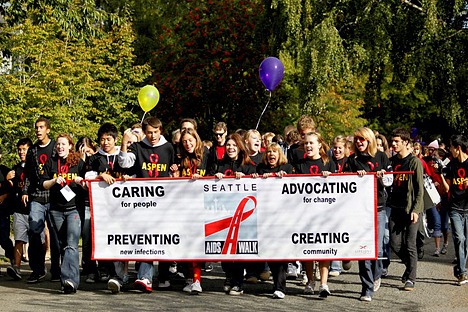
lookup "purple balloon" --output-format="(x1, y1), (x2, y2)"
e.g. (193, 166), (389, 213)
(259, 57), (284, 91)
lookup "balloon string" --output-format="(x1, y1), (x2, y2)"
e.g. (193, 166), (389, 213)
(140, 112), (147, 124)
(255, 91), (272, 130)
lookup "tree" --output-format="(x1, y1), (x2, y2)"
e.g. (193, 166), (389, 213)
(0, 0), (150, 166)
(150, 0), (268, 137)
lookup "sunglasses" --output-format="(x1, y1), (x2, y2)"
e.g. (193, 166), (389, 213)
(214, 132), (225, 137)
(354, 136), (366, 142)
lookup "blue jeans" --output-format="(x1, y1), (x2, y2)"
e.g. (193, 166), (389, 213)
(382, 207), (391, 269)
(429, 206), (449, 237)
(28, 201), (61, 276)
(449, 210), (468, 277)
(49, 209), (81, 289)
(330, 261), (342, 273)
(359, 209), (386, 296)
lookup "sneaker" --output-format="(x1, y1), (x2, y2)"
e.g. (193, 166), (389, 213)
(191, 280), (202, 294)
(303, 283), (314, 295)
(259, 270), (271, 281)
(108, 278), (123, 294)
(27, 272), (46, 284)
(134, 278), (153, 293)
(433, 248), (440, 257)
(158, 280), (171, 289)
(457, 274), (468, 286)
(318, 284), (331, 299)
(287, 263), (298, 278)
(299, 271), (308, 286)
(7, 266), (22, 280)
(328, 270), (340, 277)
(223, 279), (231, 293)
(360, 295), (372, 302)
(381, 268), (388, 278)
(374, 278), (381, 292)
(441, 244), (448, 255)
(85, 273), (96, 284)
(50, 273), (61, 282)
(99, 272), (110, 282)
(183, 279), (193, 293)
(272, 290), (285, 299)
(229, 286), (244, 296)
(342, 261), (352, 271)
(63, 280), (76, 294)
(203, 263), (213, 272)
(403, 280), (415, 291)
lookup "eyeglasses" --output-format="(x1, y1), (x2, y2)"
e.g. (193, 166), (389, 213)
(214, 132), (225, 137)
(354, 136), (366, 142)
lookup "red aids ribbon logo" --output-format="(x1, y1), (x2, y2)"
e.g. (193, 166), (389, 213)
(205, 196), (257, 254)
(394, 164), (402, 187)
(39, 154), (48, 164)
(309, 165), (319, 174)
(148, 153), (159, 177)
(367, 161), (375, 171)
(458, 168), (466, 190)
(224, 169), (234, 177)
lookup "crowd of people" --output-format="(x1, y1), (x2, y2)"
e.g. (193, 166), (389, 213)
(0, 115), (467, 302)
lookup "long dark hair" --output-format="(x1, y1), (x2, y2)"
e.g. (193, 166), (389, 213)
(179, 129), (204, 169)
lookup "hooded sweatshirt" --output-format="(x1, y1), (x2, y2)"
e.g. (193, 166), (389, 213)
(118, 136), (175, 178)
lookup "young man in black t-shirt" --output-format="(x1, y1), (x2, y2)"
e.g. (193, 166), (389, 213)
(118, 117), (175, 293)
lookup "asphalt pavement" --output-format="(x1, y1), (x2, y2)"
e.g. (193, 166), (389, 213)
(1, 237), (467, 312)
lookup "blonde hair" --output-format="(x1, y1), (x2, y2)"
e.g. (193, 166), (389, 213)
(262, 143), (288, 166)
(333, 135), (350, 157)
(353, 127), (377, 157)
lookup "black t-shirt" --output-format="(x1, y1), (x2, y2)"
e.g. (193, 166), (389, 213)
(180, 148), (211, 177)
(215, 157), (256, 176)
(333, 156), (348, 173)
(23, 140), (56, 203)
(344, 151), (391, 207)
(128, 141), (175, 178)
(88, 152), (128, 179)
(41, 157), (86, 211)
(257, 163), (293, 175)
(249, 152), (264, 166)
(389, 153), (416, 209)
(443, 158), (468, 212)
(12, 162), (28, 215)
(294, 157), (336, 175)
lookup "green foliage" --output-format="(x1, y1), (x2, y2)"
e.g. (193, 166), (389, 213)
(0, 1), (149, 166)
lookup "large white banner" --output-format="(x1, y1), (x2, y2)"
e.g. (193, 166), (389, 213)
(90, 174), (377, 261)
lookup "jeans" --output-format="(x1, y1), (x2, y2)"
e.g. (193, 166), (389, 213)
(330, 261), (342, 273)
(382, 207), (391, 269)
(269, 262), (288, 292)
(80, 206), (97, 275)
(49, 209), (81, 289)
(0, 215), (14, 260)
(429, 206), (449, 237)
(28, 201), (61, 277)
(449, 210), (468, 277)
(359, 209), (386, 296)
(390, 208), (420, 282)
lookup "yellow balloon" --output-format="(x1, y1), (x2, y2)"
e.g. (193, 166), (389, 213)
(138, 85), (160, 112)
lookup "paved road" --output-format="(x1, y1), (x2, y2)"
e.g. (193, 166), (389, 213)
(1, 239), (467, 312)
